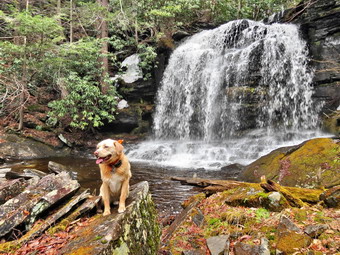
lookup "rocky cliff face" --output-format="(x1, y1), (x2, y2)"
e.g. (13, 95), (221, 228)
(113, 0), (339, 136)
(265, 0), (340, 113)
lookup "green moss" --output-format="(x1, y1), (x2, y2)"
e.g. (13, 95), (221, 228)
(314, 211), (333, 223)
(255, 208), (270, 222)
(112, 193), (160, 255)
(182, 193), (206, 208)
(47, 219), (70, 235)
(291, 208), (308, 223)
(66, 246), (95, 255)
(0, 241), (21, 254)
(241, 138), (340, 188)
(220, 210), (247, 225)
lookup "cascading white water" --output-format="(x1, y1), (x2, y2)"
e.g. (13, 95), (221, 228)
(128, 20), (325, 169)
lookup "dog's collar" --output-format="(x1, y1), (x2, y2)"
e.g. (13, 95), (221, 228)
(109, 159), (122, 169)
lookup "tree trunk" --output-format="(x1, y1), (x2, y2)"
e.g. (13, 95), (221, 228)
(70, 0), (73, 42)
(97, 0), (110, 94)
(18, 36), (27, 131)
(237, 0), (242, 19)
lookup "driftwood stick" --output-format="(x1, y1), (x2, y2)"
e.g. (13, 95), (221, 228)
(260, 180), (306, 208)
(162, 199), (201, 243)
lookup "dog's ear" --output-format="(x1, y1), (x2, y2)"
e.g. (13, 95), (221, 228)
(114, 140), (124, 155)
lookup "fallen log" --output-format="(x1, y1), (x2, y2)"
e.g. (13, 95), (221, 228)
(0, 172), (80, 238)
(171, 176), (245, 189)
(171, 176), (323, 204)
(162, 195), (205, 243)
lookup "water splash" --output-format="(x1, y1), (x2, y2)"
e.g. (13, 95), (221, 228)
(128, 20), (326, 169)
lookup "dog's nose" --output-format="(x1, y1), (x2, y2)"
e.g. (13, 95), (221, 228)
(94, 151), (98, 156)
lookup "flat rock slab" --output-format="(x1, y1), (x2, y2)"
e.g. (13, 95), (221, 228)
(0, 172), (79, 238)
(206, 235), (230, 255)
(59, 181), (161, 255)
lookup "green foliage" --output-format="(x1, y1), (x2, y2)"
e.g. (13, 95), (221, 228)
(48, 73), (119, 130)
(137, 44), (157, 80)
(255, 208), (270, 222)
(0, 0), (300, 131)
(0, 11), (63, 119)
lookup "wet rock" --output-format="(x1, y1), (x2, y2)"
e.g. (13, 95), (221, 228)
(320, 185), (340, 208)
(120, 54), (143, 84)
(182, 250), (205, 255)
(48, 161), (78, 180)
(117, 99), (129, 110)
(259, 237), (270, 255)
(59, 181), (161, 255)
(173, 30), (191, 41)
(234, 242), (261, 255)
(0, 178), (27, 205)
(0, 134), (69, 160)
(222, 185), (290, 212)
(221, 163), (245, 179)
(323, 110), (340, 136)
(58, 134), (72, 147)
(0, 168), (10, 179)
(101, 103), (153, 135)
(269, 0), (340, 113)
(0, 172), (79, 238)
(206, 235), (230, 255)
(276, 215), (312, 253)
(240, 138), (340, 188)
(192, 208), (205, 227)
(304, 224), (328, 238)
(118, 79), (157, 103)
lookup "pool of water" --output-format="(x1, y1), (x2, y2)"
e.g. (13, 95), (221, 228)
(7, 155), (233, 215)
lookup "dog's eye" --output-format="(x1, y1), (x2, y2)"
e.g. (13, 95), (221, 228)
(104, 145), (109, 149)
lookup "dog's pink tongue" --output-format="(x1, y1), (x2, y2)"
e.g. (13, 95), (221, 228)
(96, 158), (104, 164)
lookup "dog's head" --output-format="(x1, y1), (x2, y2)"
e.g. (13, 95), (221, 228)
(94, 139), (124, 165)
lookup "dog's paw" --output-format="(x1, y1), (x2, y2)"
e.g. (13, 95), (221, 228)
(103, 210), (111, 216)
(118, 206), (126, 213)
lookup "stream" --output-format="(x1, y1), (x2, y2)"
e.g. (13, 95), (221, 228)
(8, 154), (235, 216)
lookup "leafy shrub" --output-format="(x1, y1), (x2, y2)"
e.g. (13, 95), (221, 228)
(48, 73), (119, 130)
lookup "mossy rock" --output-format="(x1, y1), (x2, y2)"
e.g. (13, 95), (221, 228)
(240, 138), (340, 188)
(219, 185), (290, 211)
(323, 110), (340, 136)
(59, 182), (161, 255)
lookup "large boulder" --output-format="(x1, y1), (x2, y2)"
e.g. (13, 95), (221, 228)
(323, 110), (340, 135)
(59, 181), (161, 255)
(239, 138), (340, 188)
(0, 134), (70, 160)
(100, 103), (154, 135)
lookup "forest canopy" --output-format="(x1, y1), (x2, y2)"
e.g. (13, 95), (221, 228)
(0, 0), (299, 131)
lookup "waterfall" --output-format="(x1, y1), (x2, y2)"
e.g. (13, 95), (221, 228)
(128, 20), (325, 169)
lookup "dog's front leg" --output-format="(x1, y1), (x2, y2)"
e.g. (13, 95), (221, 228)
(100, 183), (111, 216)
(118, 179), (129, 213)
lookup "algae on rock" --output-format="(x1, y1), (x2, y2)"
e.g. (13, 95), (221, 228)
(240, 138), (340, 188)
